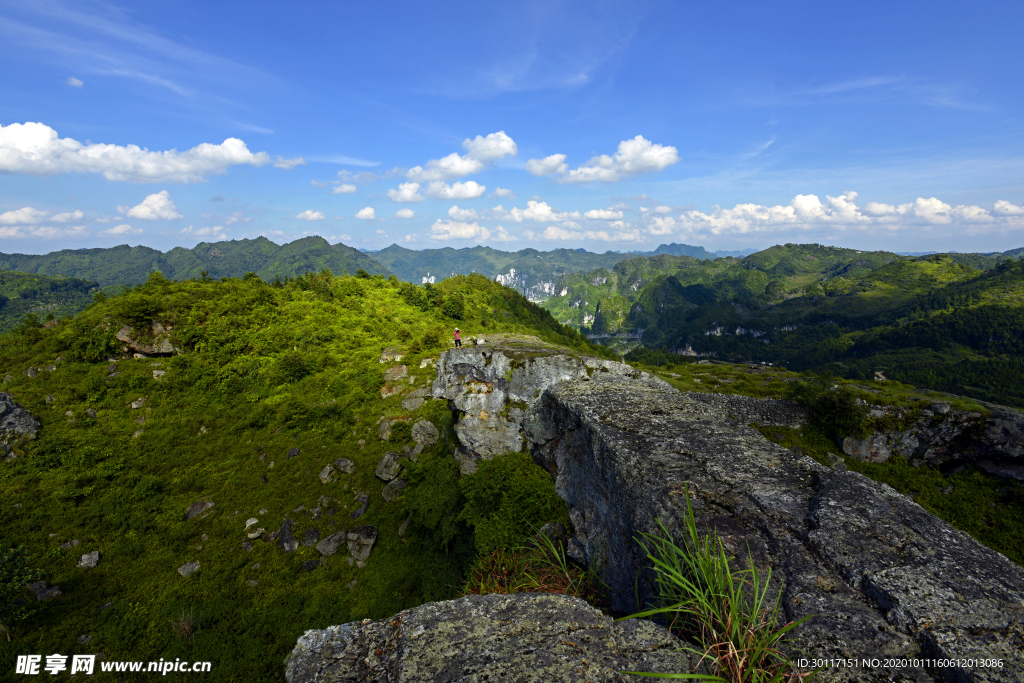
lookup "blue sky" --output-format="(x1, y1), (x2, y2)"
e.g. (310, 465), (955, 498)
(1, 0), (1023, 255)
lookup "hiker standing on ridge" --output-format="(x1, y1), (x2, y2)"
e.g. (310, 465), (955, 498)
(454, 328), (462, 348)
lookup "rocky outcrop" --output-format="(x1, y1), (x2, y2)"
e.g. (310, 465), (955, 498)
(842, 400), (1024, 481)
(0, 393), (39, 460)
(525, 372), (1024, 682)
(430, 334), (662, 474)
(284, 593), (693, 683)
(115, 321), (180, 355)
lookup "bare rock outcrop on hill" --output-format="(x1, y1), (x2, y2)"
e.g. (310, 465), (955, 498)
(290, 340), (1024, 683)
(0, 392), (40, 459)
(284, 593), (693, 683)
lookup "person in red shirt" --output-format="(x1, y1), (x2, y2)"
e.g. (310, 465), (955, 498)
(454, 328), (462, 348)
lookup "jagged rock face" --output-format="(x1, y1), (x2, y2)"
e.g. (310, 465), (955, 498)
(526, 373), (1024, 683)
(283, 593), (693, 683)
(430, 333), (659, 473)
(842, 400), (1024, 481)
(0, 392), (40, 459)
(115, 322), (180, 355)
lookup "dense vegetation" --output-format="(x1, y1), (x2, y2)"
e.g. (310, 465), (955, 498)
(0, 272), (102, 334)
(0, 271), (595, 680)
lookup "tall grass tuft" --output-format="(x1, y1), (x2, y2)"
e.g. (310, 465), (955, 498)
(622, 487), (813, 682)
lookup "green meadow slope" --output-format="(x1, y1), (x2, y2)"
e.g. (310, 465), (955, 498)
(0, 271), (601, 680)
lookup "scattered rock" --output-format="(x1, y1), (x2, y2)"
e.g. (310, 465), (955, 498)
(398, 517), (411, 538)
(177, 561), (200, 578)
(333, 458), (355, 474)
(131, 429), (144, 438)
(378, 418), (408, 441)
(303, 528), (319, 547)
(419, 357), (436, 369)
(384, 365), (408, 382)
(27, 581), (61, 601)
(319, 465), (334, 484)
(130, 398), (146, 409)
(184, 500), (214, 520)
(244, 518), (259, 530)
(45, 395), (57, 404)
(346, 525), (377, 566)
(277, 519), (298, 552)
(283, 593), (692, 683)
(77, 551), (100, 568)
(85, 408), (97, 418)
(826, 452), (847, 471)
(931, 401), (951, 415)
(379, 383), (403, 399)
(134, 415), (145, 425)
(59, 539), (80, 549)
(24, 367), (39, 378)
(293, 505), (306, 513)
(534, 522), (568, 546)
(300, 560), (319, 573)
(316, 531), (347, 557)
(287, 447), (300, 460)
(241, 540), (253, 551)
(259, 508), (268, 514)
(153, 370), (166, 379)
(378, 347), (404, 363)
(247, 528), (265, 539)
(375, 452), (401, 481)
(350, 495), (368, 519)
(247, 579), (258, 587)
(382, 478), (407, 502)
(78, 634), (92, 645)
(401, 397), (425, 411)
(1, 393), (41, 459)
(116, 321), (180, 355)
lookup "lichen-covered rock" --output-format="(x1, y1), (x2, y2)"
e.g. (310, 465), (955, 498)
(430, 333), (663, 472)
(115, 321), (180, 355)
(375, 452), (401, 481)
(0, 392), (40, 459)
(283, 593), (693, 683)
(381, 477), (407, 502)
(411, 419), (439, 447)
(525, 373), (1024, 682)
(346, 525), (377, 565)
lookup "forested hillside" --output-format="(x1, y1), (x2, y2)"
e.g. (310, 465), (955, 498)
(0, 272), (101, 333)
(0, 270), (602, 679)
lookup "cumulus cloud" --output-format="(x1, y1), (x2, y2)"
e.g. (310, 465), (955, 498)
(180, 225), (226, 239)
(119, 190), (182, 220)
(0, 223), (89, 239)
(387, 182), (424, 203)
(395, 208), (415, 218)
(541, 226), (581, 240)
(525, 154), (568, 176)
(563, 136), (679, 183)
(654, 205), (672, 214)
(0, 207), (48, 224)
(497, 200), (579, 223)
(584, 208), (623, 220)
(492, 226), (515, 241)
(0, 122), (298, 183)
(67, 77), (83, 87)
(407, 131), (517, 183)
(332, 183), (357, 194)
(296, 210), (325, 221)
(659, 192), (1021, 238)
(425, 180), (486, 200)
(355, 207), (376, 220)
(104, 224), (142, 236)
(52, 210), (85, 222)
(493, 187), (515, 198)
(273, 156), (306, 169)
(448, 206), (479, 221)
(429, 220), (490, 241)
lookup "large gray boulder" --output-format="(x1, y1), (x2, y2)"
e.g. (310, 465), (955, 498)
(431, 334), (661, 473)
(524, 372), (1024, 683)
(284, 593), (693, 683)
(0, 392), (40, 459)
(115, 322), (180, 355)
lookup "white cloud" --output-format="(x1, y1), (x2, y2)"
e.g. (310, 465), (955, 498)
(0, 122), (287, 183)
(584, 229), (640, 241)
(407, 131), (517, 182)
(499, 200), (578, 223)
(273, 156), (306, 169)
(493, 187), (515, 198)
(375, 229), (387, 235)
(0, 223), (89, 239)
(355, 207), (376, 220)
(180, 225), (226, 239)
(492, 226), (515, 241)
(994, 200), (1024, 216)
(332, 183), (357, 194)
(395, 208), (415, 218)
(654, 205), (672, 214)
(463, 131), (517, 161)
(387, 182), (424, 203)
(52, 210), (85, 222)
(542, 226), (581, 240)
(563, 136), (680, 183)
(662, 192), (1019, 238)
(224, 211), (249, 225)
(429, 220), (491, 241)
(448, 205), (479, 221)
(525, 154), (568, 176)
(104, 224), (143, 236)
(0, 207), (48, 224)
(340, 234), (353, 241)
(67, 77), (83, 87)
(584, 208), (623, 220)
(119, 190), (182, 220)
(425, 180), (486, 200)
(296, 210), (325, 221)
